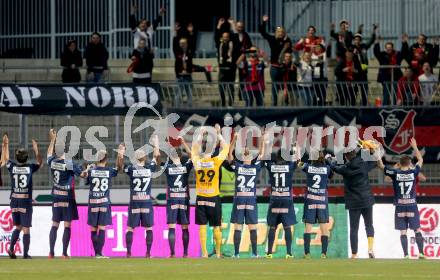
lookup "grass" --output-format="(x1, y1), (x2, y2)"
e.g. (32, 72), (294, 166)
(0, 258), (439, 280)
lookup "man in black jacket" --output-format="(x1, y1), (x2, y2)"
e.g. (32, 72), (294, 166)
(352, 24), (377, 105)
(373, 35), (409, 105)
(259, 15), (292, 106)
(327, 149), (377, 258)
(84, 32), (109, 83)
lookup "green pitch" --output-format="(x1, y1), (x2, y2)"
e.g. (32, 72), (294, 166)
(0, 258), (438, 280)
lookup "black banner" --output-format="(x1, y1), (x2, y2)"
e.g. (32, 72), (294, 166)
(172, 107), (440, 163)
(0, 83), (162, 115)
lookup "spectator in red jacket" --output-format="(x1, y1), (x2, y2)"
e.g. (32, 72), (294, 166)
(397, 67), (420, 106)
(330, 20), (357, 58)
(407, 34), (439, 70)
(294, 26), (325, 53)
(335, 50), (362, 106)
(236, 48), (265, 107)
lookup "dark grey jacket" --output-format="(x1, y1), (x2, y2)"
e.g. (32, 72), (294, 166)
(327, 153), (377, 209)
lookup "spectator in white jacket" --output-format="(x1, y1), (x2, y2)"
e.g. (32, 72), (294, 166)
(296, 52), (314, 106)
(418, 62), (439, 105)
(129, 5), (165, 50)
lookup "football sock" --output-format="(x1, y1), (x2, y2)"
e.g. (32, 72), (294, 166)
(415, 232), (424, 255)
(23, 234), (30, 256)
(125, 231), (133, 255)
(214, 227), (222, 256)
(267, 227), (276, 254)
(62, 227), (71, 256)
(182, 229), (189, 256)
(250, 229), (257, 256)
(400, 234), (408, 256)
(368, 237), (374, 252)
(321, 235), (329, 255)
(146, 230), (153, 256)
(10, 229), (20, 252)
(284, 227), (292, 255)
(233, 230), (241, 255)
(199, 225), (208, 257)
(91, 231), (98, 255)
(49, 226), (58, 256)
(97, 230), (105, 255)
(168, 228), (176, 256)
(303, 233), (311, 254)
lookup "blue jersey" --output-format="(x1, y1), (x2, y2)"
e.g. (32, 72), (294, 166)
(385, 165), (420, 206)
(164, 160), (193, 200)
(47, 156), (83, 200)
(124, 161), (158, 203)
(263, 161), (296, 200)
(301, 163), (332, 204)
(87, 166), (118, 206)
(6, 160), (40, 201)
(231, 160), (262, 198)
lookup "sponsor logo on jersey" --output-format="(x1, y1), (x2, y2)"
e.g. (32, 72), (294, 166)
(396, 173), (415, 181)
(307, 166), (328, 175)
(51, 161), (66, 171)
(270, 165), (289, 173)
(168, 166), (187, 175)
(91, 169), (110, 178)
(132, 169), (152, 177)
(238, 167), (257, 176)
(12, 166), (31, 174)
(197, 161), (214, 169)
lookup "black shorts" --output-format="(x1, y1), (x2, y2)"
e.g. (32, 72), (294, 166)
(10, 199), (33, 228)
(167, 199), (190, 225)
(127, 202), (154, 228)
(87, 204), (112, 227)
(195, 196), (222, 227)
(52, 199), (79, 222)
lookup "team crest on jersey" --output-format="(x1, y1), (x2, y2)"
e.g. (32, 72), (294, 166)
(12, 166), (30, 174)
(380, 109), (416, 154)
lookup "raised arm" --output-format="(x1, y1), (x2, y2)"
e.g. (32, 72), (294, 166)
(365, 24), (378, 49)
(116, 143), (125, 172)
(257, 129), (265, 160)
(215, 124), (230, 161)
(410, 138), (423, 167)
(152, 7), (166, 31)
(228, 133), (237, 163)
(129, 5), (138, 31)
(1, 133), (9, 167)
(191, 127), (205, 160)
(32, 139), (43, 167)
(47, 128), (57, 158)
(152, 135), (161, 165)
(258, 16), (273, 42)
(178, 136), (192, 158)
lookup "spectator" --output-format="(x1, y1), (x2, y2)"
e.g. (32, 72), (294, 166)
(407, 34), (439, 70)
(232, 21), (253, 101)
(174, 37), (194, 106)
(173, 22), (198, 56)
(294, 25), (325, 53)
(311, 44), (328, 106)
(418, 62), (439, 106)
(296, 52), (314, 106)
(373, 35), (409, 105)
(215, 18), (233, 50)
(129, 5), (165, 49)
(259, 15), (292, 106)
(60, 40), (83, 83)
(335, 50), (362, 106)
(127, 38), (154, 84)
(236, 48), (265, 107)
(397, 67), (420, 106)
(84, 32), (109, 83)
(330, 20), (357, 58)
(281, 52), (297, 105)
(217, 32), (237, 106)
(352, 24), (378, 105)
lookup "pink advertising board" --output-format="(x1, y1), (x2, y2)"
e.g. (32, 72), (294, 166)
(70, 206), (200, 257)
